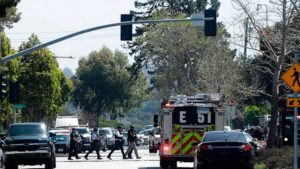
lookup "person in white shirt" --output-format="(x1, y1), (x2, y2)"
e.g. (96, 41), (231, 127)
(107, 126), (127, 160)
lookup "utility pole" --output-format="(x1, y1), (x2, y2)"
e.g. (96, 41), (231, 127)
(243, 17), (249, 60)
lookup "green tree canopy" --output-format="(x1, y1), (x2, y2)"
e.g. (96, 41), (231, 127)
(0, 0), (21, 30)
(72, 47), (150, 125)
(19, 34), (72, 122)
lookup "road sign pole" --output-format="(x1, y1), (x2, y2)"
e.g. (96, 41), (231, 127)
(294, 92), (298, 169)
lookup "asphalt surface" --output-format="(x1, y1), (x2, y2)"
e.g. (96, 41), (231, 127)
(19, 146), (193, 169)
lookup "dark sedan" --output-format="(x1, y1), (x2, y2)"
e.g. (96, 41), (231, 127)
(193, 131), (255, 169)
(50, 133), (70, 154)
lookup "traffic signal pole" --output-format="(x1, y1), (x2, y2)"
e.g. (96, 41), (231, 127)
(0, 16), (214, 64)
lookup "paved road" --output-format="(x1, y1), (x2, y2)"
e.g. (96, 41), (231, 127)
(20, 147), (193, 169)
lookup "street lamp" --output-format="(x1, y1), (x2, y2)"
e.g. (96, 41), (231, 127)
(257, 4), (269, 27)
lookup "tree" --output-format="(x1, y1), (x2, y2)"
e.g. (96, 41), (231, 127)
(0, 32), (19, 128)
(127, 0), (220, 79)
(72, 47), (149, 126)
(0, 0), (21, 31)
(19, 34), (72, 122)
(232, 0), (299, 147)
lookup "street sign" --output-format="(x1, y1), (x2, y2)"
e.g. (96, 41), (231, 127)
(282, 63), (300, 92)
(287, 98), (300, 107)
(15, 104), (26, 109)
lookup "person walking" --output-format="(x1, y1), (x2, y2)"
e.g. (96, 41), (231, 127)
(84, 128), (102, 160)
(124, 125), (141, 159)
(68, 128), (81, 160)
(107, 126), (127, 160)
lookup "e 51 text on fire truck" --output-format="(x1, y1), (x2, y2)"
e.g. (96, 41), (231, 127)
(154, 93), (225, 168)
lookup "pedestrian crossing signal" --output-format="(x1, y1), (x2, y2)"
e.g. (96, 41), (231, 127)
(287, 98), (300, 107)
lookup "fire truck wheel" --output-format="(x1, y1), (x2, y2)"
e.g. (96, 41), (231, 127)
(169, 161), (177, 169)
(160, 160), (168, 168)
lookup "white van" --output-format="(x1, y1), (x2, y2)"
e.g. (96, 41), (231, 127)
(55, 116), (79, 128)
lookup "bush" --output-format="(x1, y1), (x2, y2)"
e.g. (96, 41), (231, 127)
(255, 163), (267, 169)
(255, 146), (297, 169)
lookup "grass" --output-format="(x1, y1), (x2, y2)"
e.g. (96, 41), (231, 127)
(255, 163), (267, 169)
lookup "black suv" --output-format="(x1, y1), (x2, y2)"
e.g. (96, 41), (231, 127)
(4, 123), (56, 169)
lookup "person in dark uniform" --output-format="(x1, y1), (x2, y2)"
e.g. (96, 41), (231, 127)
(68, 128), (80, 160)
(84, 128), (102, 160)
(124, 125), (141, 159)
(107, 126), (127, 160)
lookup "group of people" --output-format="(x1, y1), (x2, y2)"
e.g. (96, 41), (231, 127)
(68, 125), (141, 160)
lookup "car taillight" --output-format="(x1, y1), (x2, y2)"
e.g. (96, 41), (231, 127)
(242, 144), (251, 151)
(201, 144), (208, 151)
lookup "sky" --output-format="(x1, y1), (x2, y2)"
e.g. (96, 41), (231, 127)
(5, 0), (238, 73)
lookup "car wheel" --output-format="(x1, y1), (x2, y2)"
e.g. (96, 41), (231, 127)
(245, 162), (254, 169)
(45, 155), (55, 169)
(160, 160), (168, 169)
(169, 161), (177, 169)
(5, 160), (18, 169)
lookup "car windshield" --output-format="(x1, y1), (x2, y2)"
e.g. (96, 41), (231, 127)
(99, 129), (112, 135)
(9, 125), (47, 136)
(76, 128), (89, 135)
(203, 132), (246, 142)
(51, 135), (69, 142)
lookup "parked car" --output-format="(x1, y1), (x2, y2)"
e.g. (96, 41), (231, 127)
(137, 130), (150, 145)
(149, 127), (161, 153)
(50, 133), (70, 154)
(193, 131), (255, 169)
(121, 131), (128, 146)
(99, 127), (116, 149)
(0, 139), (4, 168)
(74, 127), (91, 152)
(224, 125), (232, 131)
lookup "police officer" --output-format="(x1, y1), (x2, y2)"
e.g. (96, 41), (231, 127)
(68, 128), (80, 160)
(124, 125), (141, 159)
(107, 126), (127, 160)
(84, 128), (102, 160)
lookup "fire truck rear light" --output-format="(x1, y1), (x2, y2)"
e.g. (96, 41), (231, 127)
(162, 144), (171, 154)
(163, 145), (170, 150)
(164, 138), (169, 144)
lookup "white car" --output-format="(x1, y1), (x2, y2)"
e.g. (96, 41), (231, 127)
(224, 126), (232, 131)
(149, 127), (161, 153)
(137, 130), (150, 145)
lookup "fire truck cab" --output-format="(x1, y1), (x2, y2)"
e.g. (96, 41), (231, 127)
(156, 93), (224, 168)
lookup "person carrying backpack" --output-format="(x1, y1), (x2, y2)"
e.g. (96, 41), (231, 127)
(84, 128), (102, 160)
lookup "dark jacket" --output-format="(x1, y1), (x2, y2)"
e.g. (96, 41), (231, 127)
(128, 128), (137, 142)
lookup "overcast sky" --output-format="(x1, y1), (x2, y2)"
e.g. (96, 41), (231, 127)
(5, 0), (238, 73)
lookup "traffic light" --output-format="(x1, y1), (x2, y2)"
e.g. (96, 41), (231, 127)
(120, 14), (133, 41)
(9, 81), (20, 104)
(204, 10), (217, 36)
(0, 74), (7, 100)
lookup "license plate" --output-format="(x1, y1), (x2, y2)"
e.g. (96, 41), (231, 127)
(58, 148), (64, 152)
